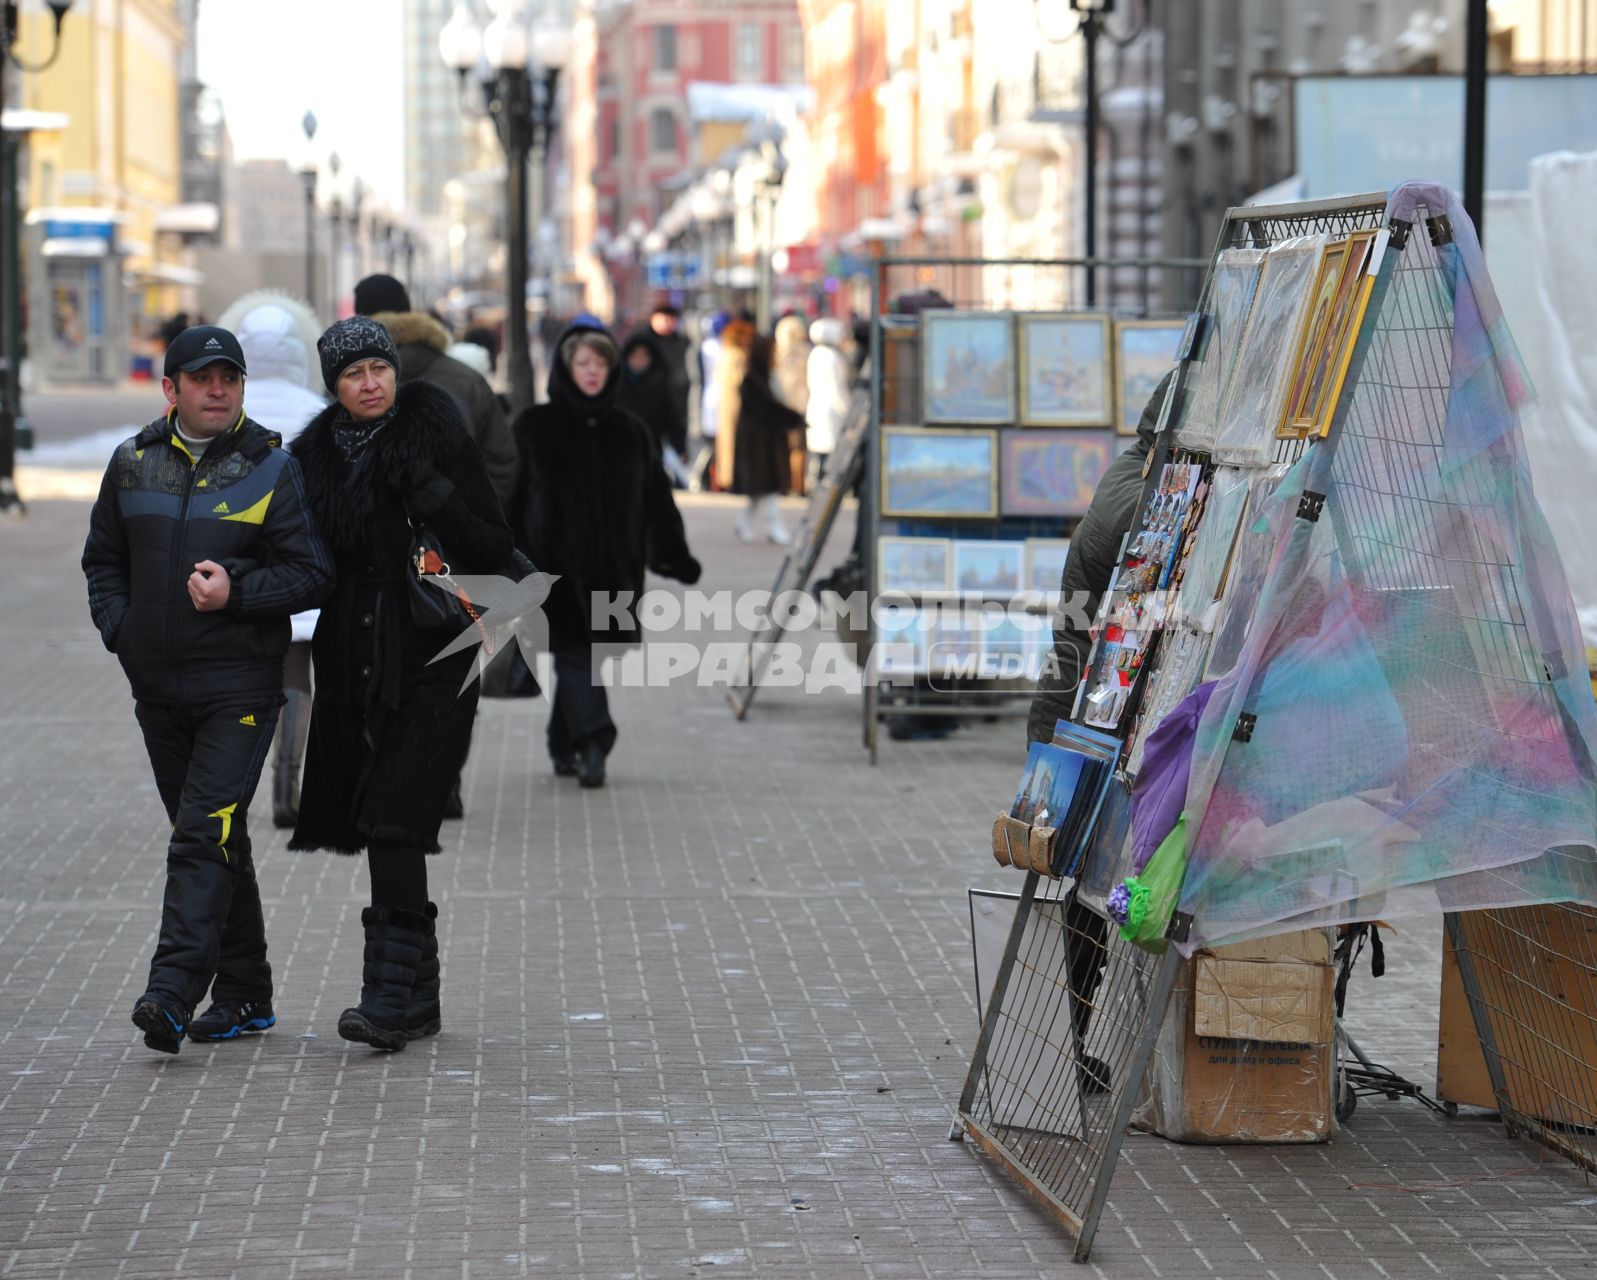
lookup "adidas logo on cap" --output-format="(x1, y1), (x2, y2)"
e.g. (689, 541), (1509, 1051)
(205, 337), (222, 348)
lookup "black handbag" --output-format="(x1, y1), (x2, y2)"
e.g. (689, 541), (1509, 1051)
(406, 519), (478, 631)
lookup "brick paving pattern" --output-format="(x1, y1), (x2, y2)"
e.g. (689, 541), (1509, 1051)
(3, 486), (1596, 1278)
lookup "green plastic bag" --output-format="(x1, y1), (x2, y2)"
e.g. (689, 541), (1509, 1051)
(1117, 812), (1189, 955)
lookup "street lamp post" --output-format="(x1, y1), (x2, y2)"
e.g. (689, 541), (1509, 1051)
(441, 1), (569, 416)
(300, 111), (318, 315)
(327, 151), (342, 318)
(1068, 0), (1113, 305)
(0, 0), (75, 516)
(754, 141), (786, 332)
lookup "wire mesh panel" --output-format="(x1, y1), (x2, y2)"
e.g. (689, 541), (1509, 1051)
(958, 871), (1180, 1262)
(1446, 905), (1597, 1176)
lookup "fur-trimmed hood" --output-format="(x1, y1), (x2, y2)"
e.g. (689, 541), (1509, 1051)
(290, 378), (469, 552)
(369, 310), (453, 353)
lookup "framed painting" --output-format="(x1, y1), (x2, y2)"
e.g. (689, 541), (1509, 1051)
(1277, 229), (1379, 438)
(1114, 319), (1186, 434)
(1024, 538), (1072, 596)
(999, 429), (1114, 517)
(1018, 313), (1112, 427)
(921, 310), (1016, 424)
(877, 536), (952, 595)
(881, 427), (999, 519)
(952, 540), (1025, 598)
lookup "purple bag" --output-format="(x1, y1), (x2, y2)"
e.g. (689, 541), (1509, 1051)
(1128, 681), (1218, 875)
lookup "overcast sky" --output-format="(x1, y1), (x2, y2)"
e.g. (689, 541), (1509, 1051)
(195, 1), (407, 212)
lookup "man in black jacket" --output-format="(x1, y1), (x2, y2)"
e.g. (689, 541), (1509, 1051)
(83, 326), (333, 1054)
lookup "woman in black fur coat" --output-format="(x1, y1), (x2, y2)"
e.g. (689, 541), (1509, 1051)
(508, 321), (700, 788)
(290, 316), (512, 1051)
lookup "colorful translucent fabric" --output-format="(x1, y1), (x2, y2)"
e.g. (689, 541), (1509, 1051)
(1177, 182), (1597, 952)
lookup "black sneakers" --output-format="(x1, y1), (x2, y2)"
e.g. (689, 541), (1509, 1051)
(132, 997), (186, 1055)
(187, 999), (277, 1042)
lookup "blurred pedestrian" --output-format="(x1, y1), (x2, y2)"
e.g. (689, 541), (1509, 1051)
(712, 317), (756, 493)
(805, 318), (853, 490)
(616, 333), (684, 479)
(695, 311), (730, 490)
(353, 274), (517, 510)
(82, 325), (333, 1053)
(772, 313), (811, 496)
(647, 304), (692, 459)
(507, 321), (701, 788)
(733, 333), (806, 545)
(215, 290), (329, 830)
(289, 316), (514, 1052)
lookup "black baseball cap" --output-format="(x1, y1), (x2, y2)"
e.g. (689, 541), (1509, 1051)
(164, 325), (247, 379)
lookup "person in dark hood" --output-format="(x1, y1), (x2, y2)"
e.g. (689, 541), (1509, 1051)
(646, 304), (692, 459)
(507, 322), (701, 788)
(615, 332), (683, 475)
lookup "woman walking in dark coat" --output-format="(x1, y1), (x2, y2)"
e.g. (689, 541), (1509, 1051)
(289, 316), (513, 1051)
(508, 321), (700, 788)
(732, 333), (806, 545)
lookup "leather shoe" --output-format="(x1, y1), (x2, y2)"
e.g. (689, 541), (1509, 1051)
(576, 745), (605, 788)
(553, 755), (578, 777)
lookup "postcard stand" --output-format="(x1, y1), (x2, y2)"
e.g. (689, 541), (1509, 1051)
(861, 255), (1208, 762)
(954, 190), (1597, 1261)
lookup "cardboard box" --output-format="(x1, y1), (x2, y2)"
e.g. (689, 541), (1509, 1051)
(1437, 906), (1597, 1125)
(1135, 929), (1334, 1143)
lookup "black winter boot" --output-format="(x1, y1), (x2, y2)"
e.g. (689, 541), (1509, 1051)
(338, 906), (429, 1052)
(406, 902), (441, 1041)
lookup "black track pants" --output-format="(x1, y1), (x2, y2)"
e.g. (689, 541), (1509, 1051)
(135, 698), (280, 1014)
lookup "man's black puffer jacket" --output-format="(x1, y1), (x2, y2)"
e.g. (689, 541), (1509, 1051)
(82, 411), (334, 705)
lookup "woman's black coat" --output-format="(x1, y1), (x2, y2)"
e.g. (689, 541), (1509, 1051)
(507, 323), (700, 650)
(288, 379), (512, 854)
(732, 350), (806, 498)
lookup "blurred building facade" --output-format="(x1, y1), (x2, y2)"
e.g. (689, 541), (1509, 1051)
(568, 0), (807, 318)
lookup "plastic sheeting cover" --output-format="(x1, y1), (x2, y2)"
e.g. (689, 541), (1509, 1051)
(1176, 182), (1597, 952)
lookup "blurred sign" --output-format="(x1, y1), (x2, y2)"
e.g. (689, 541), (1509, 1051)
(645, 252), (702, 290)
(1295, 75), (1597, 197)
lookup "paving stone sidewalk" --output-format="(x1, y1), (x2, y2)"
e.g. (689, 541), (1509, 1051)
(2, 490), (1595, 1279)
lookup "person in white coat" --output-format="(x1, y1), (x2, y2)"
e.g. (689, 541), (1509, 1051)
(215, 290), (328, 828)
(805, 318), (854, 490)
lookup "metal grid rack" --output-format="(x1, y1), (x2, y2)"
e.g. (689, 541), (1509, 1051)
(952, 196), (1396, 1263)
(1448, 904), (1597, 1174)
(956, 185), (1597, 1260)
(862, 256), (1207, 761)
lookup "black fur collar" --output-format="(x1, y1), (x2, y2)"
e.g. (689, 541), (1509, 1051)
(291, 379), (466, 550)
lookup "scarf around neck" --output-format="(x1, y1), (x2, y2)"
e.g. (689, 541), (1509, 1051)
(330, 404), (397, 462)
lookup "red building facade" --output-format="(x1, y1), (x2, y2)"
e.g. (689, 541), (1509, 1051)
(578, 0), (804, 241)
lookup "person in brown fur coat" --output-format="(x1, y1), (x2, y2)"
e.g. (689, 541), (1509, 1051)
(712, 318), (756, 493)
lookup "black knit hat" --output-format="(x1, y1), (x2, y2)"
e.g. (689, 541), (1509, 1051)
(317, 316), (399, 392)
(353, 273), (411, 317)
